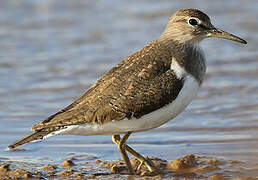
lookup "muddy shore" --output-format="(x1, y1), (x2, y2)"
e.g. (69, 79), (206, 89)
(1, 153), (258, 179)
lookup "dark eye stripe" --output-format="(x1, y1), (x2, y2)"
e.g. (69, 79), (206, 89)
(198, 23), (206, 29)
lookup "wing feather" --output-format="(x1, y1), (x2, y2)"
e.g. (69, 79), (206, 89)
(32, 41), (178, 130)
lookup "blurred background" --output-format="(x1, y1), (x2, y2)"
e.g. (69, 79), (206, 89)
(0, 0), (258, 177)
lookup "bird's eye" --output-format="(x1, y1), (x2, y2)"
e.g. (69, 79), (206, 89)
(188, 18), (198, 26)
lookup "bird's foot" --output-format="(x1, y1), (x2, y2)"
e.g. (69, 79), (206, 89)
(135, 156), (163, 175)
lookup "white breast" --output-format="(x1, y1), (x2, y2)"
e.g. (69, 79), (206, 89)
(55, 74), (200, 136)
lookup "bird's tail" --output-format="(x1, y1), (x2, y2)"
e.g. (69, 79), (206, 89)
(7, 129), (54, 150)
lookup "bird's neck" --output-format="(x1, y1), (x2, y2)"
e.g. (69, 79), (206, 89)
(157, 38), (207, 84)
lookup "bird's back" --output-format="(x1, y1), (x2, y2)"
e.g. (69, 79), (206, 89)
(32, 40), (176, 131)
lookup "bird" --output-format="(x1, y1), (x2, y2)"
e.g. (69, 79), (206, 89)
(8, 8), (247, 175)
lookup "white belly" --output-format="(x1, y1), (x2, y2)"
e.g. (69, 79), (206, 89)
(54, 74), (200, 136)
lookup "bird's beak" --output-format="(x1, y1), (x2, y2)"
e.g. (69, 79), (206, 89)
(208, 28), (247, 44)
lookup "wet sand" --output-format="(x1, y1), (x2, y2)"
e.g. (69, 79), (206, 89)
(1, 153), (258, 179)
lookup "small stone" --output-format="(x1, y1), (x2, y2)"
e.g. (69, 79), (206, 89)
(60, 159), (75, 168)
(111, 164), (128, 174)
(11, 169), (32, 178)
(229, 160), (242, 164)
(0, 164), (10, 173)
(100, 161), (115, 168)
(57, 169), (75, 177)
(83, 161), (89, 165)
(94, 159), (102, 164)
(43, 164), (56, 171)
(46, 171), (55, 177)
(23, 173), (32, 179)
(167, 154), (197, 170)
(71, 173), (84, 180)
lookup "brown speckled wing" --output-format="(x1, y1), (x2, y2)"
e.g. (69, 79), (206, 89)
(32, 41), (183, 131)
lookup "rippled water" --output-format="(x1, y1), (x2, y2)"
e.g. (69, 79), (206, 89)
(1, 0), (258, 178)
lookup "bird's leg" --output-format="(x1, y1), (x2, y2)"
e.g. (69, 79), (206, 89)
(112, 133), (160, 174)
(124, 143), (161, 174)
(112, 133), (135, 175)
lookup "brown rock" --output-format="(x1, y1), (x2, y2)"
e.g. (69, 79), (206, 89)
(207, 159), (224, 166)
(167, 154), (197, 170)
(57, 169), (75, 177)
(229, 160), (242, 164)
(111, 164), (128, 174)
(0, 164), (10, 173)
(71, 173), (84, 180)
(60, 159), (75, 168)
(150, 157), (167, 169)
(43, 164), (56, 171)
(11, 169), (32, 179)
(46, 171), (55, 177)
(94, 159), (102, 164)
(100, 160), (116, 168)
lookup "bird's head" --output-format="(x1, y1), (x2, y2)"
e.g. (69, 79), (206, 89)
(159, 8), (247, 45)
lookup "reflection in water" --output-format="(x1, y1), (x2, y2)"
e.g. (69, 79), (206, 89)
(0, 0), (258, 178)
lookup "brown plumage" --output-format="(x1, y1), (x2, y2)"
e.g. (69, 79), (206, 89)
(9, 40), (188, 148)
(31, 41), (187, 129)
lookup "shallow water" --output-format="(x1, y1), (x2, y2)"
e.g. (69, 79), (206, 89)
(0, 0), (258, 178)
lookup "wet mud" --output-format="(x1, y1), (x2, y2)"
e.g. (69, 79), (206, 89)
(1, 154), (258, 179)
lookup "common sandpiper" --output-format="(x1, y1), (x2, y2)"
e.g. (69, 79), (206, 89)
(8, 8), (247, 175)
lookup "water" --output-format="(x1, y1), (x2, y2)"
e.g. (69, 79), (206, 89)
(0, 0), (258, 178)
